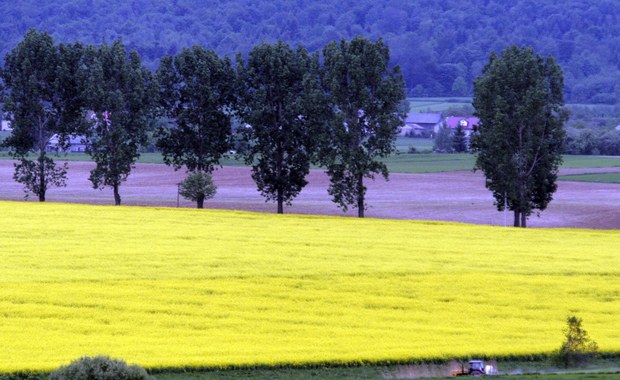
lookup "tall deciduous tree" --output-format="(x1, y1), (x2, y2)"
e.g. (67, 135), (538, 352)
(472, 46), (567, 227)
(155, 47), (235, 208)
(84, 41), (156, 205)
(1, 29), (86, 201)
(320, 37), (406, 217)
(236, 41), (323, 214)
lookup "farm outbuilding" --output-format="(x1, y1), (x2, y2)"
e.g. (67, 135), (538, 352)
(1, 120), (11, 131)
(403, 112), (443, 136)
(46, 134), (87, 153)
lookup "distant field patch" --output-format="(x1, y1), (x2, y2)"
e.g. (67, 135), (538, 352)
(560, 172), (620, 183)
(384, 153), (475, 172)
(0, 151), (246, 167)
(560, 156), (620, 169)
(408, 97), (472, 112)
(383, 154), (619, 173)
(0, 202), (619, 373)
(394, 137), (434, 153)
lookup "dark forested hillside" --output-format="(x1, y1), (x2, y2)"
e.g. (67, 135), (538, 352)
(1, 0), (619, 103)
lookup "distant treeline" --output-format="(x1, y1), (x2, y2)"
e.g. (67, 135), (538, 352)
(565, 127), (620, 155)
(0, 0), (619, 104)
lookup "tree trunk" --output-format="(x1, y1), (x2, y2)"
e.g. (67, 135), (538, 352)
(113, 183), (121, 206)
(519, 182), (527, 228)
(513, 210), (520, 227)
(38, 153), (46, 202)
(357, 173), (364, 218)
(197, 194), (205, 209)
(277, 187), (284, 214)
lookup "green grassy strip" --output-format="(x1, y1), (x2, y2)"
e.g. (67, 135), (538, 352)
(148, 354), (620, 380)
(0, 151), (246, 167)
(408, 97), (473, 112)
(2, 355), (619, 380)
(384, 153), (475, 173)
(1, 149), (618, 174)
(559, 173), (620, 184)
(384, 153), (620, 174)
(3, 368), (618, 380)
(153, 370), (620, 380)
(560, 156), (620, 169)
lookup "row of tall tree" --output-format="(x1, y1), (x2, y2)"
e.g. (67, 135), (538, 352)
(2, 31), (568, 226)
(1, 30), (406, 217)
(1, 31), (157, 205)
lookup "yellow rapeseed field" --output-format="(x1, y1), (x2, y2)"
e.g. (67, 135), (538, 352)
(0, 201), (618, 372)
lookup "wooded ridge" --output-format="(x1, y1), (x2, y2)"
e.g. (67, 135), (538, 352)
(1, 0), (618, 104)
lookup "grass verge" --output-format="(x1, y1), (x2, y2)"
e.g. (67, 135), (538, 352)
(559, 172), (620, 184)
(1, 148), (618, 174)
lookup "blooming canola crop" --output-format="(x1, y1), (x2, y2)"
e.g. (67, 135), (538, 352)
(0, 201), (618, 372)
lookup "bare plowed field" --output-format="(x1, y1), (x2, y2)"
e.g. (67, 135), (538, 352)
(1, 160), (619, 229)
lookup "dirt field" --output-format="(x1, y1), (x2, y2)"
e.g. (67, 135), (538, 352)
(1, 160), (619, 229)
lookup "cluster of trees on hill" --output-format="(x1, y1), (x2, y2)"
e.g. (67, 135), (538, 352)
(0, 0), (618, 104)
(1, 30), (406, 217)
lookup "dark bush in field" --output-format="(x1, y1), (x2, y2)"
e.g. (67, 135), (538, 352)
(48, 356), (151, 380)
(0, 372), (46, 380)
(564, 128), (620, 155)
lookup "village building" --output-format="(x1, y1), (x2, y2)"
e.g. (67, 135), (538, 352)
(400, 112), (443, 137)
(1, 120), (11, 131)
(445, 116), (479, 137)
(46, 134), (88, 153)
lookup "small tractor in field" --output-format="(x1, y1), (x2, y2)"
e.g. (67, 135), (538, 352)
(451, 360), (495, 376)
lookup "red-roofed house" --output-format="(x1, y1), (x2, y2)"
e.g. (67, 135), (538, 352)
(445, 116), (479, 137)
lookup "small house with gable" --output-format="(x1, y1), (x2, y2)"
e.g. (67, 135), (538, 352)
(1, 120), (11, 131)
(46, 134), (87, 153)
(401, 112), (443, 137)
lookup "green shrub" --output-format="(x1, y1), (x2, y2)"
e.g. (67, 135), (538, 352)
(180, 171), (217, 209)
(48, 356), (151, 380)
(433, 126), (454, 153)
(555, 315), (599, 368)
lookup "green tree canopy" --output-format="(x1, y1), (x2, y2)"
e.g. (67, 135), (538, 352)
(320, 36), (406, 217)
(472, 45), (567, 227)
(84, 41), (157, 205)
(236, 41), (323, 214)
(156, 46), (235, 175)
